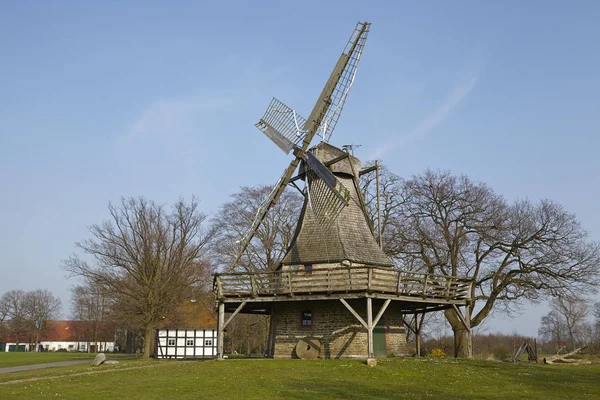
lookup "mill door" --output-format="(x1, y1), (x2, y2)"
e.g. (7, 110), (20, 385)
(373, 319), (387, 357)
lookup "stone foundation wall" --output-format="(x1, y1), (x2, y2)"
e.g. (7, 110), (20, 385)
(272, 299), (409, 359)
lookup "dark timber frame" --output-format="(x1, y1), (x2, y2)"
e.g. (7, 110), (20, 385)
(214, 266), (473, 359)
(155, 328), (217, 359)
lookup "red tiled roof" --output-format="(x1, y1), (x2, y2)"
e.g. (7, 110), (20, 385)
(41, 321), (115, 342)
(1, 321), (115, 343)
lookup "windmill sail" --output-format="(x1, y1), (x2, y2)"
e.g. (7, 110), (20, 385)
(303, 151), (351, 227)
(305, 22), (370, 142)
(230, 22), (371, 270)
(256, 98), (307, 154)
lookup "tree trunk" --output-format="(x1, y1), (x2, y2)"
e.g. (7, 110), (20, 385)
(143, 325), (153, 359)
(444, 309), (470, 358)
(452, 327), (469, 358)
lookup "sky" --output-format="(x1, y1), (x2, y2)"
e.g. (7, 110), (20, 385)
(1, 0), (599, 337)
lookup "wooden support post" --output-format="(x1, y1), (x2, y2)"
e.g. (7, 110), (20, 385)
(216, 276), (223, 299)
(251, 275), (257, 298)
(375, 160), (383, 249)
(266, 311), (277, 358)
(367, 297), (374, 359)
(372, 299), (391, 327)
(217, 302), (224, 359)
(465, 303), (473, 359)
(414, 313), (424, 358)
(466, 281), (473, 359)
(339, 299), (368, 329)
(396, 271), (403, 295)
(287, 272), (293, 296)
(367, 267), (373, 291)
(224, 301), (247, 330)
(422, 274), (429, 298)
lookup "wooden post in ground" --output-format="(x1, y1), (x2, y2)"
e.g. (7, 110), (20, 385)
(217, 302), (225, 359)
(414, 313), (422, 357)
(466, 282), (473, 359)
(367, 298), (374, 360)
(267, 312), (277, 357)
(465, 303), (473, 359)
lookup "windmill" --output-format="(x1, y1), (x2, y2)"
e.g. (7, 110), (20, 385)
(231, 22), (371, 270)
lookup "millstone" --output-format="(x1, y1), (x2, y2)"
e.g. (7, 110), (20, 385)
(92, 353), (106, 366)
(295, 337), (321, 360)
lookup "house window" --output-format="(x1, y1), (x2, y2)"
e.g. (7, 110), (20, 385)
(301, 310), (312, 328)
(186, 339), (194, 346)
(303, 264), (313, 275)
(168, 339), (176, 346)
(68, 345), (74, 350)
(205, 339), (213, 347)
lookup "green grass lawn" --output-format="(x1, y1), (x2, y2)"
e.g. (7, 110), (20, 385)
(0, 352), (96, 368)
(0, 352), (134, 368)
(1, 357), (600, 399)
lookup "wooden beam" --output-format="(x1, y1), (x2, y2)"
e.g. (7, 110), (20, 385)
(220, 292), (467, 306)
(414, 313), (425, 357)
(451, 304), (471, 334)
(217, 302), (224, 359)
(339, 299), (368, 329)
(375, 160), (382, 249)
(359, 165), (377, 175)
(367, 298), (374, 358)
(224, 300), (247, 329)
(372, 299), (391, 327)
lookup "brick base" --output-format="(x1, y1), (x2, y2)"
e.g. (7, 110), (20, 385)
(271, 299), (409, 359)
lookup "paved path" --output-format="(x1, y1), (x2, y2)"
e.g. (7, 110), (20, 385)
(0, 359), (93, 374)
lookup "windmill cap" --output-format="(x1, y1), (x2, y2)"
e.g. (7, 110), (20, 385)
(299, 142), (361, 178)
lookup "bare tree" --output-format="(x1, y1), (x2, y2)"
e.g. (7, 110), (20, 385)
(63, 196), (214, 358)
(538, 309), (567, 351)
(0, 294), (10, 339)
(377, 169), (600, 357)
(212, 185), (302, 354)
(213, 185), (302, 273)
(360, 164), (406, 256)
(70, 284), (114, 352)
(549, 296), (589, 350)
(1, 290), (29, 351)
(24, 289), (61, 352)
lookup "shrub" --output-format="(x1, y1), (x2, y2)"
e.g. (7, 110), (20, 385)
(429, 348), (446, 358)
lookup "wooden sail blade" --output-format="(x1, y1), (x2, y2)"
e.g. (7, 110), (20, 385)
(230, 159), (300, 270)
(303, 151), (350, 205)
(306, 173), (348, 228)
(255, 98), (307, 154)
(304, 22), (370, 141)
(304, 152), (350, 228)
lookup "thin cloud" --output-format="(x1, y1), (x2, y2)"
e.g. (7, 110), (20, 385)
(123, 97), (234, 143)
(369, 75), (478, 159)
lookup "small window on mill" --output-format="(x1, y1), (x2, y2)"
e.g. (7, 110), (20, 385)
(301, 310), (312, 328)
(304, 264), (313, 274)
(167, 339), (175, 346)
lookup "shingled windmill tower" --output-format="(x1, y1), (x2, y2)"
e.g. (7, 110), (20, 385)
(214, 22), (472, 361)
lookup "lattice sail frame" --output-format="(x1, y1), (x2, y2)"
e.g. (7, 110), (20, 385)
(255, 98), (308, 154)
(314, 22), (370, 142)
(306, 171), (350, 228)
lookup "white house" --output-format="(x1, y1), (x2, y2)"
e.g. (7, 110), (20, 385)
(1, 320), (116, 352)
(155, 328), (217, 359)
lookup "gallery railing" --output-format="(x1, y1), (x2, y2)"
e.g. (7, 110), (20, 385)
(214, 266), (471, 303)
